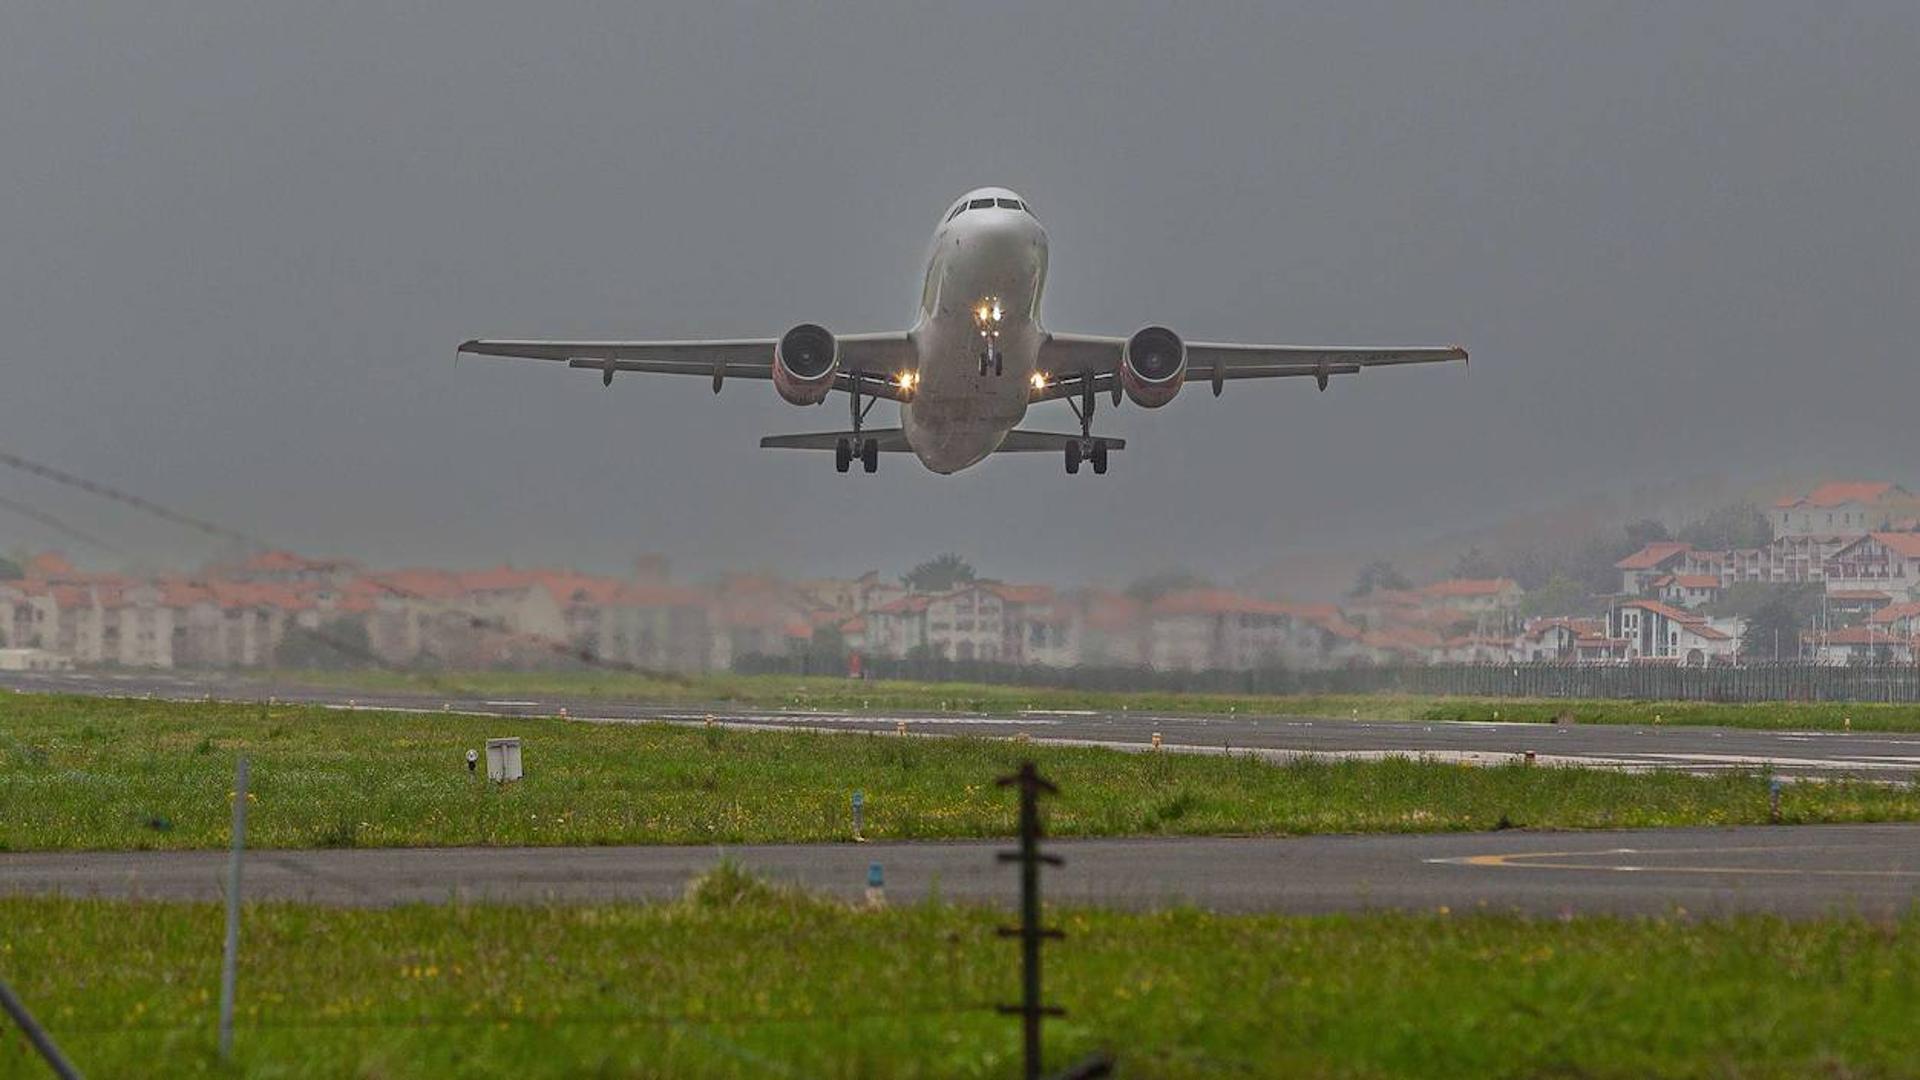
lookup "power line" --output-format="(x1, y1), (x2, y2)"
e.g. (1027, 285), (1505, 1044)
(0, 446), (690, 685)
(0, 492), (124, 555)
(0, 448), (261, 549)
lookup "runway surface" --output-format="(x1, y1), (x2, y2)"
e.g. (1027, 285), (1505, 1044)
(6, 825), (1920, 916)
(8, 673), (1920, 914)
(8, 669), (1920, 780)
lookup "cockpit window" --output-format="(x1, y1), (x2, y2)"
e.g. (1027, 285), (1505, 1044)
(947, 204), (965, 222)
(996, 197), (1021, 210)
(967, 197), (995, 210)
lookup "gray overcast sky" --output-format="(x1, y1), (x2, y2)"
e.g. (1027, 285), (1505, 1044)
(1, 2), (1915, 588)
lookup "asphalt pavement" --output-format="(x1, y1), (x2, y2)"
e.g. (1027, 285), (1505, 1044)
(6, 825), (1920, 916)
(8, 669), (1920, 780)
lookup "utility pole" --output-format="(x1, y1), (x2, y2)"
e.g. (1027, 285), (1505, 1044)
(997, 762), (1063, 1080)
(219, 756), (249, 1060)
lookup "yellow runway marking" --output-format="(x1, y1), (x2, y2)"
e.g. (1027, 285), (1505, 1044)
(1429, 847), (1920, 878)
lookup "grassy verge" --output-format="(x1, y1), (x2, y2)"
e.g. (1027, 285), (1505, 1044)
(4, 881), (1919, 1077)
(4, 693), (1920, 852)
(267, 667), (1920, 732)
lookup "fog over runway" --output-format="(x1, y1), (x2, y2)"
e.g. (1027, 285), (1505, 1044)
(9, 670), (1920, 781)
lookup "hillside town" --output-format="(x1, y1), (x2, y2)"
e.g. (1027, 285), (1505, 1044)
(4, 480), (1919, 675)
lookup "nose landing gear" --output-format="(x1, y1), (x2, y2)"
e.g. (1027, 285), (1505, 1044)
(973, 297), (1004, 376)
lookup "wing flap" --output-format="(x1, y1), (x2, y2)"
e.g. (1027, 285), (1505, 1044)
(760, 429), (914, 452)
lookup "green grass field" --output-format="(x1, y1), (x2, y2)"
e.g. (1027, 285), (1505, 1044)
(273, 667), (1920, 732)
(5, 693), (1920, 852)
(5, 876), (1919, 1078)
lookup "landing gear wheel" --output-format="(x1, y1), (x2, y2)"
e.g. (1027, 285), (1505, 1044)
(834, 438), (852, 474)
(1091, 440), (1109, 475)
(994, 353), (1003, 377)
(861, 438), (879, 474)
(1065, 441), (1081, 475)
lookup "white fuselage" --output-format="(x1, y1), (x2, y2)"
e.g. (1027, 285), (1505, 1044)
(901, 188), (1049, 473)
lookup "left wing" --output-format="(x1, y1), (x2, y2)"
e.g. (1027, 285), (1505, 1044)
(1033, 333), (1465, 401)
(458, 333), (916, 398)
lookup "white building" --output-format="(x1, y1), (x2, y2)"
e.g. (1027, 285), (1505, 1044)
(1774, 482), (1913, 539)
(1607, 600), (1738, 663)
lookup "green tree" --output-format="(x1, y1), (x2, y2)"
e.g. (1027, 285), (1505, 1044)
(1625, 518), (1672, 548)
(903, 553), (976, 593)
(1678, 502), (1773, 550)
(1741, 599), (1804, 661)
(273, 618), (374, 670)
(0, 556), (21, 580)
(1450, 547), (1501, 580)
(806, 625), (849, 668)
(1347, 560), (1411, 598)
(1520, 574), (1590, 617)
(1126, 569), (1212, 604)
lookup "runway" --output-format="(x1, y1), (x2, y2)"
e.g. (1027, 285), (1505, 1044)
(6, 825), (1920, 916)
(8, 669), (1920, 780)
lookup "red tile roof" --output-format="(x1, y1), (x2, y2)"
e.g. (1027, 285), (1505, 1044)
(1149, 589), (1298, 618)
(1870, 602), (1920, 626)
(1871, 532), (1920, 559)
(985, 583), (1054, 605)
(1822, 626), (1916, 646)
(1775, 482), (1904, 509)
(1420, 578), (1519, 598)
(24, 553), (76, 578)
(1614, 542), (1691, 571)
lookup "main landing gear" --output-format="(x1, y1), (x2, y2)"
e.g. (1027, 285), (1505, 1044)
(837, 380), (881, 473)
(1063, 374), (1112, 476)
(835, 437), (879, 474)
(1063, 439), (1109, 476)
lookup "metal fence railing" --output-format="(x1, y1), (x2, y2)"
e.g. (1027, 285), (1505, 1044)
(737, 654), (1920, 704)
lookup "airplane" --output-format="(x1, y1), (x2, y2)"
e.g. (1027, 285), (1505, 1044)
(458, 186), (1466, 476)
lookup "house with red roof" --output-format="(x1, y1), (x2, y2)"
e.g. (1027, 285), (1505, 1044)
(1813, 625), (1916, 665)
(1615, 542), (1693, 595)
(1824, 532), (1920, 602)
(1654, 574), (1723, 610)
(1607, 599), (1739, 663)
(1774, 482), (1914, 539)
(1144, 589), (1356, 672)
(1418, 578), (1523, 615)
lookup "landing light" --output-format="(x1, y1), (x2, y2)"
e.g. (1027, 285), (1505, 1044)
(1030, 372), (1048, 391)
(896, 371), (917, 391)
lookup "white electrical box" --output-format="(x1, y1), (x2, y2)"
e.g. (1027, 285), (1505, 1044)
(485, 737), (523, 782)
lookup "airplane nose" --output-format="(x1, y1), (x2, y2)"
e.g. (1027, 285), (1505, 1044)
(964, 213), (1042, 258)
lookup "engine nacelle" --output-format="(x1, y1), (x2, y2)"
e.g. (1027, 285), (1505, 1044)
(772, 323), (838, 406)
(1119, 325), (1186, 408)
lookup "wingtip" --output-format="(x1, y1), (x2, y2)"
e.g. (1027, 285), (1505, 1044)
(1454, 345), (1470, 364)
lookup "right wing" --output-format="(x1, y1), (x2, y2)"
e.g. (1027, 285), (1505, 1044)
(458, 333), (915, 397)
(1033, 333), (1465, 400)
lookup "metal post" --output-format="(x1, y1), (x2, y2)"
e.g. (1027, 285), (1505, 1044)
(219, 755), (249, 1060)
(0, 976), (83, 1080)
(997, 762), (1063, 1080)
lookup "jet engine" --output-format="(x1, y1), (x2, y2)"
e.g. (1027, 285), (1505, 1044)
(1119, 325), (1186, 408)
(772, 323), (838, 406)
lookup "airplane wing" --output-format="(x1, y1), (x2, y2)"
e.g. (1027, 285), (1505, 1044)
(761, 428), (1121, 453)
(1033, 333), (1465, 401)
(458, 333), (917, 399)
